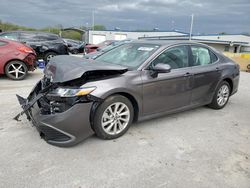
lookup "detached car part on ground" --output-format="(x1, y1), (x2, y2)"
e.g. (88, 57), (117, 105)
(0, 31), (68, 64)
(15, 41), (240, 147)
(0, 38), (36, 80)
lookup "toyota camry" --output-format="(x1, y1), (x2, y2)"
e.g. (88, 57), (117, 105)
(15, 40), (240, 146)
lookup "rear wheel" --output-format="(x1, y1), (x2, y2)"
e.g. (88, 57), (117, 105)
(93, 95), (134, 140)
(208, 81), (231, 109)
(5, 61), (28, 80)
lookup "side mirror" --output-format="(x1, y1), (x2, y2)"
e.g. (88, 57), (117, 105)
(153, 63), (171, 73)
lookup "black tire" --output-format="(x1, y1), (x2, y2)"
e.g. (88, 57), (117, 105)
(208, 81), (231, 109)
(5, 60), (28, 80)
(93, 95), (134, 140)
(44, 52), (57, 65)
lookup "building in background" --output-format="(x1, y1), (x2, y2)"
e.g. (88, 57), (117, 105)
(86, 30), (188, 44)
(66, 28), (250, 53)
(139, 34), (250, 53)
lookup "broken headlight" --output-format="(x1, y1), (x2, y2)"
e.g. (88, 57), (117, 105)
(48, 87), (96, 98)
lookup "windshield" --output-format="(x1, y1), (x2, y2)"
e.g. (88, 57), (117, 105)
(95, 43), (160, 69)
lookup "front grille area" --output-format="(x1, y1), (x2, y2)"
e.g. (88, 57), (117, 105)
(39, 125), (71, 142)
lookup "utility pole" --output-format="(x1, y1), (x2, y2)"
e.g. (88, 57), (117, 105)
(189, 14), (194, 41)
(92, 10), (95, 31)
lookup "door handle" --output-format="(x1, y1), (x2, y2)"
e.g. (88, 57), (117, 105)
(216, 67), (220, 72)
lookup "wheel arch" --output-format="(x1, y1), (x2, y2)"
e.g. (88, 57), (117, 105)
(90, 91), (140, 126)
(115, 92), (139, 122)
(222, 77), (233, 95)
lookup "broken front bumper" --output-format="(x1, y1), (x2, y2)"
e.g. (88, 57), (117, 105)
(15, 81), (95, 147)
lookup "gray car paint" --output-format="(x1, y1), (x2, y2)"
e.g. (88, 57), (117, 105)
(44, 55), (128, 83)
(16, 40), (240, 146)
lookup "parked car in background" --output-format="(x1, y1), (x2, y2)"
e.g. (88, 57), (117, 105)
(63, 38), (85, 54)
(0, 38), (36, 80)
(15, 40), (239, 146)
(84, 39), (133, 59)
(0, 31), (68, 64)
(84, 40), (114, 54)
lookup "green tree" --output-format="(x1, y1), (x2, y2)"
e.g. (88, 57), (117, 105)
(93, 24), (106, 30)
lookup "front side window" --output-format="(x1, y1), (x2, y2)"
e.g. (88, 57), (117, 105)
(0, 32), (18, 41)
(150, 45), (189, 69)
(191, 46), (213, 66)
(95, 43), (160, 69)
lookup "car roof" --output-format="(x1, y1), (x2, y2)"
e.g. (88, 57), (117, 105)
(0, 30), (59, 36)
(132, 39), (207, 47)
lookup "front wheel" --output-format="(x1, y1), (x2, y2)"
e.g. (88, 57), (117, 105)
(93, 95), (134, 140)
(208, 81), (231, 109)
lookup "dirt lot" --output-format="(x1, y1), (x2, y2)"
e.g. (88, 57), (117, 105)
(0, 69), (249, 188)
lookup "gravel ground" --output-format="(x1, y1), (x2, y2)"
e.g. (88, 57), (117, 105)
(0, 69), (249, 188)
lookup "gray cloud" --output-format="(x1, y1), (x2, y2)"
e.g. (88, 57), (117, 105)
(0, 0), (249, 34)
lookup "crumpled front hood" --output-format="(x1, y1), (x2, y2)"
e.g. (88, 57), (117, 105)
(44, 55), (128, 83)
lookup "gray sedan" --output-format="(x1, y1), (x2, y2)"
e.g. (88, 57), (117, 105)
(15, 40), (240, 147)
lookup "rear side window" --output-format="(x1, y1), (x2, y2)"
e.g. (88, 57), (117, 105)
(0, 32), (18, 41)
(20, 32), (40, 42)
(151, 45), (189, 69)
(191, 46), (213, 66)
(38, 33), (59, 41)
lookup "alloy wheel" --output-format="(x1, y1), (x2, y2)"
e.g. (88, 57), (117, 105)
(101, 102), (130, 135)
(217, 84), (230, 106)
(7, 62), (26, 79)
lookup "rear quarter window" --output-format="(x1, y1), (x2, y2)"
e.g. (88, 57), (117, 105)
(210, 51), (218, 63)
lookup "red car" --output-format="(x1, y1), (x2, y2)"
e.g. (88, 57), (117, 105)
(84, 40), (114, 54)
(0, 38), (36, 80)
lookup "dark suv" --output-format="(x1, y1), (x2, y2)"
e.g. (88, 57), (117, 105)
(0, 31), (69, 64)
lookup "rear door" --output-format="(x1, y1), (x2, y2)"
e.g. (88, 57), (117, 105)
(142, 45), (193, 115)
(189, 45), (222, 105)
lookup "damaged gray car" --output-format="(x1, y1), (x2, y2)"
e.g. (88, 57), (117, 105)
(15, 41), (240, 147)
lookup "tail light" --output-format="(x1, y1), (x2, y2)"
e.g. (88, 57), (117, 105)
(17, 46), (34, 53)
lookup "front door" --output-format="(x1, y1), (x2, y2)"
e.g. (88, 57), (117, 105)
(142, 45), (193, 115)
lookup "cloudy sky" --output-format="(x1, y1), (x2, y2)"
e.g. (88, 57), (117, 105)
(0, 0), (249, 34)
